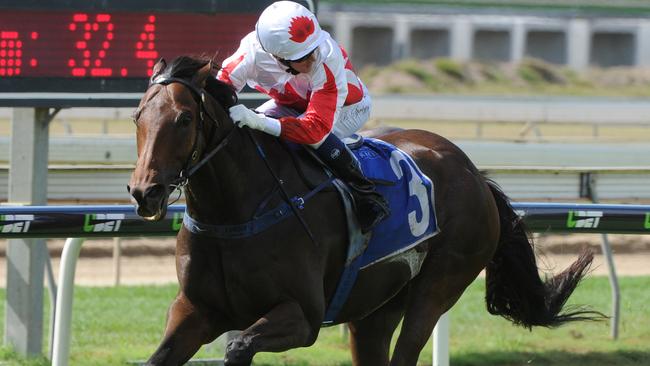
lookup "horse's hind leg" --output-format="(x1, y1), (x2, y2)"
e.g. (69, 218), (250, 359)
(389, 239), (490, 366)
(348, 287), (407, 366)
(146, 293), (226, 366)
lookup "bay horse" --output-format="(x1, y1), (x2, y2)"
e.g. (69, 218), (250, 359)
(127, 56), (601, 366)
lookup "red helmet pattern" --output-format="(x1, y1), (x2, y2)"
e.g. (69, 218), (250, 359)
(288, 16), (315, 43)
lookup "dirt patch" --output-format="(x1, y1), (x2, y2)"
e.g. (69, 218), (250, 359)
(2, 233), (645, 259)
(0, 237), (176, 258)
(0, 234), (648, 287)
(534, 233), (650, 254)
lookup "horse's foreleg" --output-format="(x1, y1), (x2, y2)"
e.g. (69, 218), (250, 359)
(224, 301), (316, 366)
(348, 287), (407, 366)
(146, 293), (225, 366)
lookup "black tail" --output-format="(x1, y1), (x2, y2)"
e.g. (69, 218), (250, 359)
(485, 179), (604, 329)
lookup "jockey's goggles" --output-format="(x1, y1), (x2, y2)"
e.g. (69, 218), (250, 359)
(276, 49), (316, 66)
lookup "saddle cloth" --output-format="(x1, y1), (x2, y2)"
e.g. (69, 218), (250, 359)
(349, 136), (439, 268)
(322, 136), (439, 324)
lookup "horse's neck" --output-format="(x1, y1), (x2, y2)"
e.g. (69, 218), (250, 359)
(184, 128), (284, 225)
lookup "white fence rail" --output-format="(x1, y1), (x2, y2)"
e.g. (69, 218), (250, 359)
(4, 95), (650, 126)
(0, 165), (647, 202)
(371, 95), (650, 125)
(1, 137), (648, 166)
(0, 138), (647, 201)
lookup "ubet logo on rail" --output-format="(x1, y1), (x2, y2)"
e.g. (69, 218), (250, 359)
(567, 211), (603, 229)
(0, 214), (35, 233)
(84, 213), (125, 232)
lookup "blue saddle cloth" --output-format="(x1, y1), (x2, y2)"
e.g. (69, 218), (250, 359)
(322, 137), (439, 324)
(353, 137), (439, 268)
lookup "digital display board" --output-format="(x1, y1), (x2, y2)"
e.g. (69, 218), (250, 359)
(0, 1), (315, 97)
(0, 11), (255, 80)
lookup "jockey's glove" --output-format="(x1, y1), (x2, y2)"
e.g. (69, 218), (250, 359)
(229, 104), (281, 137)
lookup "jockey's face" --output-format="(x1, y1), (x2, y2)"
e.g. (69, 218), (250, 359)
(288, 51), (316, 74)
(276, 48), (316, 74)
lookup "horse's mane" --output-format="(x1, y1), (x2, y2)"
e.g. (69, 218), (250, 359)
(161, 55), (238, 109)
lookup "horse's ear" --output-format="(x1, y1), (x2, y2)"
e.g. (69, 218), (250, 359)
(195, 60), (215, 88)
(150, 58), (166, 82)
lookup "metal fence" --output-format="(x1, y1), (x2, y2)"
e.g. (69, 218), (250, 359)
(1, 202), (649, 366)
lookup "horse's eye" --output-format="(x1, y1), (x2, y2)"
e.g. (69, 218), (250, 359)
(176, 112), (192, 126)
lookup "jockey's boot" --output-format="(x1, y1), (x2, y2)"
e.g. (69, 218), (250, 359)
(316, 134), (390, 233)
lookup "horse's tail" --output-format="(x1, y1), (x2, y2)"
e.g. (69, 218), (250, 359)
(484, 179), (604, 328)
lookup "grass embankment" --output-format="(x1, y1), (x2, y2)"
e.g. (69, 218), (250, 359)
(0, 276), (648, 365)
(361, 58), (650, 98)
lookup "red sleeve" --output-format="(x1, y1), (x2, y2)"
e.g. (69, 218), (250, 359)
(278, 64), (338, 144)
(340, 47), (363, 105)
(217, 54), (246, 90)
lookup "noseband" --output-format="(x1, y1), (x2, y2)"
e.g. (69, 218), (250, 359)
(150, 76), (236, 187)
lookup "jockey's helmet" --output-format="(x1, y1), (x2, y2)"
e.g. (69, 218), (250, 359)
(256, 1), (326, 61)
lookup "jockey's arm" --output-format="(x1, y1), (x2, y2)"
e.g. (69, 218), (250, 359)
(217, 34), (254, 93)
(277, 63), (347, 145)
(227, 63), (347, 143)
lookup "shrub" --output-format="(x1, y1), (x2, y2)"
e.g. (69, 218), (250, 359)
(395, 60), (444, 91)
(519, 58), (567, 84)
(435, 58), (465, 80)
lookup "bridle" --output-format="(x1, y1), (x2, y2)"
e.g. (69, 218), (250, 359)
(150, 76), (237, 190)
(148, 73), (318, 244)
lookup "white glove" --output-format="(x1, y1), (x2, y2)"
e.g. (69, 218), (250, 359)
(229, 104), (281, 137)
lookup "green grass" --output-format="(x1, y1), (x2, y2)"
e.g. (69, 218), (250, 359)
(0, 276), (649, 365)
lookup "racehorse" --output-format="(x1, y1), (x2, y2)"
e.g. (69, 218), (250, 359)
(127, 56), (601, 366)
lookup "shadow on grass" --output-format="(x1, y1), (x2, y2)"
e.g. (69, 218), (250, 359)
(453, 350), (650, 366)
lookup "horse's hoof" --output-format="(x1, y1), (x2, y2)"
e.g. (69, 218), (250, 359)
(224, 338), (254, 366)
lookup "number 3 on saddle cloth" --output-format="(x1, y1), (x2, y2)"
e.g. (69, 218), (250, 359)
(323, 136), (440, 324)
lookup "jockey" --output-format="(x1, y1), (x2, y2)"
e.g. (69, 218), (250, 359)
(219, 1), (389, 233)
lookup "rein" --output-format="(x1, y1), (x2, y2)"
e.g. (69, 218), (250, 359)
(149, 74), (318, 243)
(245, 129), (318, 245)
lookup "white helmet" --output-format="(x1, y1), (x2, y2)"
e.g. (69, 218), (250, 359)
(256, 1), (325, 61)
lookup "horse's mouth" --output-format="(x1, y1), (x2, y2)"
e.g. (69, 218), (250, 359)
(143, 211), (164, 222)
(136, 191), (169, 222)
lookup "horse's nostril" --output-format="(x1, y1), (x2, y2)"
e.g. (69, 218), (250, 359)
(130, 184), (166, 209)
(130, 186), (144, 204)
(144, 184), (166, 199)
(126, 184), (131, 193)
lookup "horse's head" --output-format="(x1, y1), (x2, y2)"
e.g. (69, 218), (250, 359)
(127, 56), (236, 221)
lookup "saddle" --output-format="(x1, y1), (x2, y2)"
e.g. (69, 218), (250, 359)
(284, 135), (440, 324)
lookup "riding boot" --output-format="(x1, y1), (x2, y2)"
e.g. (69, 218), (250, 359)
(315, 134), (390, 233)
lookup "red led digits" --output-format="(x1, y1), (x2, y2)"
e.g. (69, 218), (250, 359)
(0, 31), (22, 76)
(136, 15), (158, 76)
(69, 13), (114, 77)
(1, 11), (245, 81)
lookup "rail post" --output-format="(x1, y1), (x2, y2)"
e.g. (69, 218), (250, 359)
(432, 312), (449, 366)
(585, 174), (620, 339)
(51, 237), (85, 366)
(4, 107), (55, 356)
